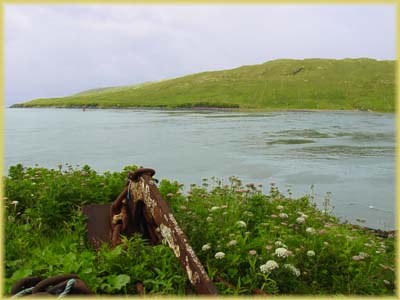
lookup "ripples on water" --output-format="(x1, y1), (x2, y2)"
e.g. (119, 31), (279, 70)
(5, 108), (395, 229)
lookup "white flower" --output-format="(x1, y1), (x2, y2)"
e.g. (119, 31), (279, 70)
(236, 221), (247, 228)
(383, 280), (390, 285)
(279, 213), (288, 219)
(206, 216), (213, 222)
(306, 227), (315, 234)
(296, 217), (306, 224)
(299, 212), (308, 219)
(359, 252), (369, 259)
(277, 205), (284, 210)
(275, 247), (290, 258)
(307, 250), (315, 257)
(215, 252), (225, 259)
(260, 260), (279, 274)
(227, 240), (237, 247)
(202, 244), (211, 251)
(274, 241), (288, 248)
(210, 206), (220, 211)
(11, 200), (19, 206)
(284, 264), (301, 277)
(248, 250), (257, 256)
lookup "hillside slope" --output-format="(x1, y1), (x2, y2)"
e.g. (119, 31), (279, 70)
(12, 58), (395, 112)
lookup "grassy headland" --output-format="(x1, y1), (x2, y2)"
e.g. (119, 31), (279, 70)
(11, 58), (395, 112)
(4, 164), (395, 295)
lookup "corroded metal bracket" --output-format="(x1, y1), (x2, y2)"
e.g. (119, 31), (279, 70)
(85, 168), (218, 295)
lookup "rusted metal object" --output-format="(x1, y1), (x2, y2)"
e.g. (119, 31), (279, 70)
(127, 168), (218, 294)
(82, 204), (112, 251)
(11, 274), (93, 296)
(83, 167), (218, 295)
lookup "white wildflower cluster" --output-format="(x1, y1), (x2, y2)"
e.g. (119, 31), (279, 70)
(307, 250), (316, 257)
(202, 244), (211, 251)
(306, 227), (316, 234)
(248, 250), (257, 256)
(260, 260), (279, 274)
(215, 252), (225, 259)
(298, 211), (308, 219)
(352, 251), (369, 261)
(296, 217), (306, 224)
(279, 213), (288, 219)
(236, 221), (247, 228)
(227, 240), (238, 247)
(277, 205), (284, 210)
(206, 216), (213, 222)
(275, 247), (290, 258)
(210, 206), (220, 211)
(284, 264), (301, 277)
(274, 241), (287, 248)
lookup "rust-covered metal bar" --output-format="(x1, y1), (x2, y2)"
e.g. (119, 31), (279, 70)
(127, 168), (218, 295)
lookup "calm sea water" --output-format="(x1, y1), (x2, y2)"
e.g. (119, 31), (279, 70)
(5, 108), (396, 230)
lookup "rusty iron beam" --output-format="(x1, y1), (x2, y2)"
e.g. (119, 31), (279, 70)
(128, 168), (218, 295)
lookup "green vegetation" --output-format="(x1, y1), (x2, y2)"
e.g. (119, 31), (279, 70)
(12, 58), (395, 112)
(4, 164), (395, 295)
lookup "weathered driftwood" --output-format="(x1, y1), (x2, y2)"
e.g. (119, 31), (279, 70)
(84, 168), (218, 295)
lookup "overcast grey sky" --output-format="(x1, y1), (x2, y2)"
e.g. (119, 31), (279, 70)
(5, 4), (396, 105)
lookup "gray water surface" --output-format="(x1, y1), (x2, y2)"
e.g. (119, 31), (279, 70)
(5, 108), (396, 230)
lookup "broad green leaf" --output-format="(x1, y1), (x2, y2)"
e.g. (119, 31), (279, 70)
(107, 274), (131, 290)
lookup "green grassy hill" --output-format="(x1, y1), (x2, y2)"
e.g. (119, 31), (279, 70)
(12, 58), (395, 112)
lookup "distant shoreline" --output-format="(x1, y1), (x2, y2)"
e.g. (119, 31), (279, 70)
(7, 105), (392, 114)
